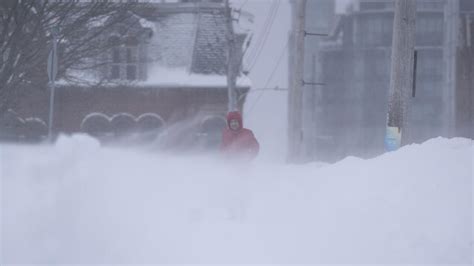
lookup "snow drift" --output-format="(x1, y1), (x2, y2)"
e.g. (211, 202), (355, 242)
(1, 135), (472, 264)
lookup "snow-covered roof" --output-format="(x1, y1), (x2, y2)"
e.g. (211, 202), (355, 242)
(142, 67), (251, 88)
(58, 2), (252, 89)
(139, 17), (156, 32)
(58, 66), (251, 88)
(138, 2), (243, 76)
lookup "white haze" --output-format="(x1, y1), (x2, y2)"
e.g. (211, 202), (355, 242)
(1, 135), (472, 264)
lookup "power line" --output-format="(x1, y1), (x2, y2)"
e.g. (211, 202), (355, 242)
(244, 0), (276, 62)
(247, 38), (289, 114)
(244, 0), (278, 67)
(247, 0), (280, 70)
(238, 0), (249, 11)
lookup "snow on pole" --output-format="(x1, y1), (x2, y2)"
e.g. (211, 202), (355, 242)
(48, 26), (59, 141)
(385, 0), (416, 151)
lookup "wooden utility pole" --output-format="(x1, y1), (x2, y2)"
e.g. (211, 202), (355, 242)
(444, 0), (459, 138)
(457, 14), (474, 138)
(47, 26), (59, 141)
(288, 0), (306, 162)
(225, 0), (238, 112)
(385, 0), (416, 151)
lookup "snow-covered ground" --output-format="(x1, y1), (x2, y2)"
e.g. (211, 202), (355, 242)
(1, 135), (473, 264)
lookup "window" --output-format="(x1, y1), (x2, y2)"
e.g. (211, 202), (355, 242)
(357, 16), (392, 47)
(126, 65), (137, 80)
(111, 65), (120, 79)
(112, 47), (121, 63)
(109, 36), (123, 80)
(461, 0), (474, 11)
(126, 47), (137, 63)
(360, 2), (390, 10)
(125, 37), (139, 80)
(417, 0), (444, 10)
(416, 16), (443, 46)
(110, 46), (121, 80)
(108, 35), (140, 81)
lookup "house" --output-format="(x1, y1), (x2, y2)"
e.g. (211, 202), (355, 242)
(7, 0), (251, 148)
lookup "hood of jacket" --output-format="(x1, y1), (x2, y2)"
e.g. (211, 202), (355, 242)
(226, 111), (243, 130)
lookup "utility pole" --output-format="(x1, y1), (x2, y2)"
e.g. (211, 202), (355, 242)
(444, 0), (459, 138)
(307, 54), (317, 160)
(385, 0), (416, 151)
(47, 26), (59, 141)
(288, 0), (306, 163)
(225, 0), (238, 112)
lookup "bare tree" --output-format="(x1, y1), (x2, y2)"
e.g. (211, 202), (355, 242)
(0, 0), (145, 114)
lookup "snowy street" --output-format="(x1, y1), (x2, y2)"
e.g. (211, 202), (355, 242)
(1, 135), (472, 264)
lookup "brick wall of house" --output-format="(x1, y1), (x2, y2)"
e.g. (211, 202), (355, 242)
(14, 85), (248, 136)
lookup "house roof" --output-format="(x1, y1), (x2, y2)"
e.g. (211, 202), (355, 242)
(190, 9), (227, 75)
(141, 67), (251, 88)
(137, 2), (249, 77)
(62, 2), (251, 88)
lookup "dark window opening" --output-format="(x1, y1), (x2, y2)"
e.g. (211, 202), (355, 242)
(126, 47), (137, 63)
(112, 47), (121, 63)
(360, 2), (390, 10)
(108, 36), (120, 46)
(126, 36), (139, 46)
(460, 0), (474, 11)
(126, 65), (137, 80)
(111, 65), (120, 79)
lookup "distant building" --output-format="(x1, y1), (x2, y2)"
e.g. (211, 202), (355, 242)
(288, 0), (336, 162)
(452, 0), (474, 139)
(300, 0), (472, 162)
(7, 0), (251, 148)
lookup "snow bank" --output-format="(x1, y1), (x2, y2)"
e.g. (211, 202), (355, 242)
(1, 136), (472, 264)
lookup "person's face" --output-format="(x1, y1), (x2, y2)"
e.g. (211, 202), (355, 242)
(229, 119), (240, 130)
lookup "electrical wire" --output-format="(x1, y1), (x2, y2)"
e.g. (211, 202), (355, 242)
(245, 1), (276, 61)
(238, 0), (249, 11)
(246, 0), (280, 69)
(247, 38), (289, 114)
(247, 0), (281, 71)
(244, 0), (279, 68)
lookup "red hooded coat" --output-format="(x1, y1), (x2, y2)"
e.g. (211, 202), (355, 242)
(220, 111), (259, 159)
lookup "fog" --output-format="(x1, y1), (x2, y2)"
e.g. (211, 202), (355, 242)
(2, 135), (472, 264)
(0, 0), (473, 264)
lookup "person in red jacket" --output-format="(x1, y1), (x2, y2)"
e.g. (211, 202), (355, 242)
(220, 111), (259, 159)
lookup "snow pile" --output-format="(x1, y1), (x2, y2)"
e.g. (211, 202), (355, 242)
(1, 136), (472, 264)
